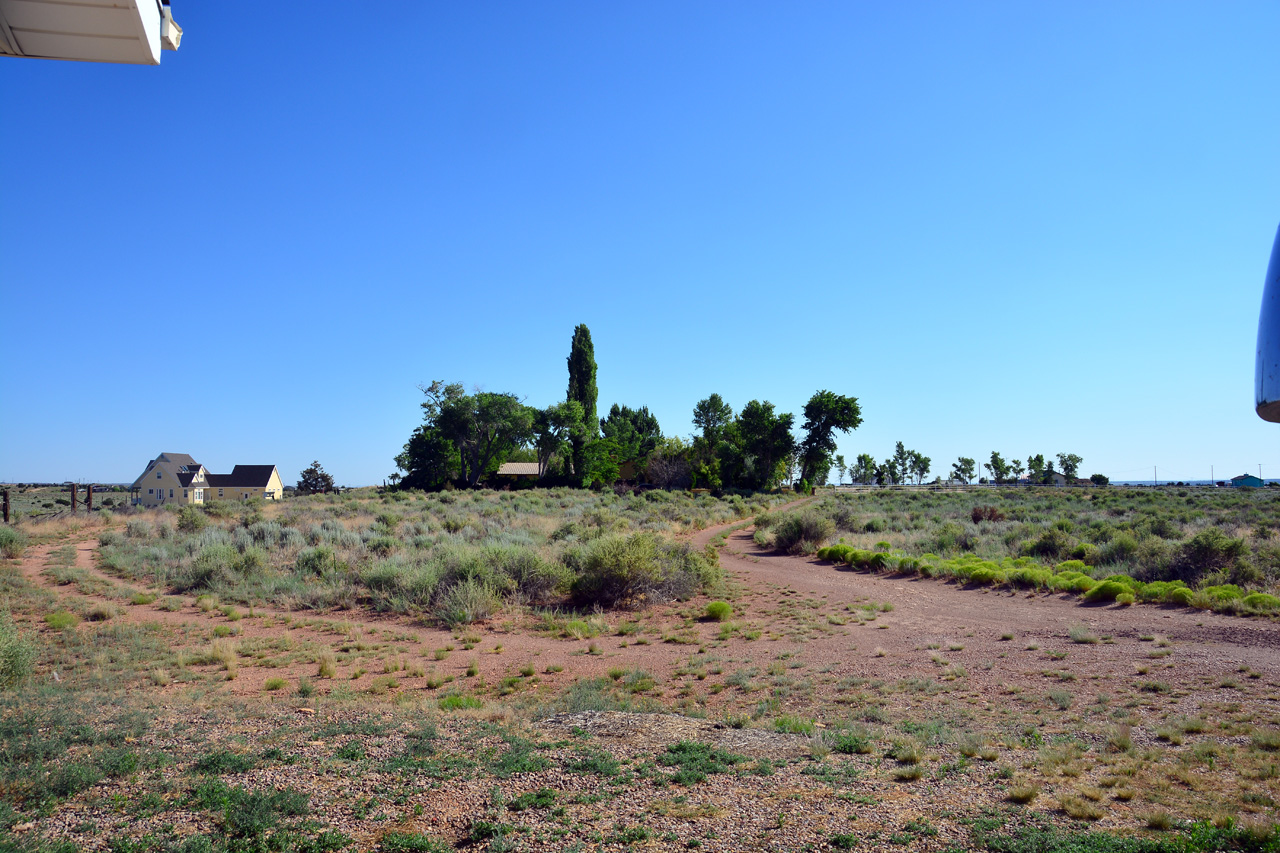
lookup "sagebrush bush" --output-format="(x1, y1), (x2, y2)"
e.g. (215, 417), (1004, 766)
(0, 526), (27, 559)
(0, 612), (36, 688)
(768, 512), (835, 555)
(433, 579), (500, 627)
(569, 533), (718, 607)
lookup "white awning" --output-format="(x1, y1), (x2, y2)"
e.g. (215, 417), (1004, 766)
(0, 0), (180, 65)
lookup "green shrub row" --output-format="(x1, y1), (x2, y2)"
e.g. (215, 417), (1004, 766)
(815, 545), (1280, 615)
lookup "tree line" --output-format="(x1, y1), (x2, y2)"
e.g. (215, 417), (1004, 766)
(827, 448), (1103, 487)
(393, 325), (862, 491)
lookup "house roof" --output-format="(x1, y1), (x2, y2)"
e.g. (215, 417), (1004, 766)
(130, 452), (201, 490)
(206, 465), (278, 488)
(496, 462), (541, 476)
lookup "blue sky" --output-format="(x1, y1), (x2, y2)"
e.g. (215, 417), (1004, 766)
(2, 2), (1278, 486)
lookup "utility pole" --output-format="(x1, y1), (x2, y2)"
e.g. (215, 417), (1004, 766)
(1154, 466), (1158, 487)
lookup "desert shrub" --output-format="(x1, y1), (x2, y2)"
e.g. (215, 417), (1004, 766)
(704, 601), (732, 621)
(1201, 583), (1245, 602)
(171, 544), (239, 593)
(362, 558), (441, 613)
(0, 526), (28, 559)
(0, 612), (36, 688)
(929, 521), (976, 554)
(296, 546), (339, 576)
(1243, 592), (1280, 612)
(829, 503), (859, 531)
(485, 546), (568, 602)
(365, 535), (399, 557)
(125, 519), (152, 539)
(1167, 587), (1195, 607)
(768, 511), (836, 555)
(971, 506), (1004, 523)
(1083, 580), (1131, 603)
(432, 579), (500, 627)
(177, 505), (209, 533)
(1174, 527), (1247, 583)
(1024, 528), (1072, 561)
(569, 533), (718, 607)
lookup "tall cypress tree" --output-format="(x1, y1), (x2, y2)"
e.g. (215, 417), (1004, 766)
(566, 324), (598, 476)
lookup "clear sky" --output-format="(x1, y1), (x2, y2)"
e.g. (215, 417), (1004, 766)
(2, 2), (1278, 487)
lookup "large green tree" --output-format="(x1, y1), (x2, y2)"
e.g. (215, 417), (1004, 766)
(396, 381), (534, 489)
(533, 401), (584, 479)
(798, 391), (862, 485)
(986, 451), (1011, 483)
(692, 394), (734, 443)
(892, 442), (910, 485)
(1056, 453), (1083, 480)
(850, 453), (877, 484)
(566, 324), (598, 476)
(951, 457), (975, 484)
(735, 400), (796, 490)
(600, 404), (662, 467)
(908, 450), (931, 485)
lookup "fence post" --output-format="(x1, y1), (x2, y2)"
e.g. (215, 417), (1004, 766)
(87, 484), (93, 512)
(2, 490), (8, 524)
(71, 484), (77, 512)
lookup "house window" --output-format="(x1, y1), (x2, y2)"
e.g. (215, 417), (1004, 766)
(156, 472), (162, 479)
(148, 488), (153, 495)
(169, 489), (174, 498)
(218, 489), (224, 497)
(183, 490), (188, 498)
(195, 489), (204, 501)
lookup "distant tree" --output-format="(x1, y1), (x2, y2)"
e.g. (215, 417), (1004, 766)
(1056, 453), (1083, 480)
(1010, 459), (1025, 482)
(834, 454), (847, 486)
(1090, 473), (1110, 486)
(600, 404), (662, 467)
(892, 442), (910, 485)
(876, 459), (897, 486)
(798, 391), (862, 485)
(397, 381), (534, 489)
(908, 451), (931, 485)
(987, 451), (1011, 483)
(566, 325), (598, 476)
(784, 450), (799, 487)
(441, 386), (535, 488)
(646, 437), (692, 489)
(1026, 454), (1046, 482)
(580, 437), (623, 488)
(692, 394), (734, 443)
(296, 461), (335, 494)
(533, 401), (584, 478)
(951, 457), (975, 484)
(850, 453), (877, 484)
(735, 400), (796, 490)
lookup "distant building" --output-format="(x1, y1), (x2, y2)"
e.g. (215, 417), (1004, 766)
(130, 453), (282, 506)
(1230, 474), (1264, 489)
(495, 462), (541, 482)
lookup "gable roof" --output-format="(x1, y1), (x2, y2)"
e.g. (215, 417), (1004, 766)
(206, 465), (278, 488)
(131, 452), (203, 489)
(497, 462), (541, 476)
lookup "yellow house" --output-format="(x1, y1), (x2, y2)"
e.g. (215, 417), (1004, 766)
(129, 452), (209, 508)
(130, 454), (282, 507)
(205, 465), (285, 502)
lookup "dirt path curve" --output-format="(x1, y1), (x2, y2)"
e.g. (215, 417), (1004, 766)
(692, 515), (1280, 685)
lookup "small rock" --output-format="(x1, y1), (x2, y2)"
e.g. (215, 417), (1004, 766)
(13, 822), (34, 832)
(298, 708), (316, 715)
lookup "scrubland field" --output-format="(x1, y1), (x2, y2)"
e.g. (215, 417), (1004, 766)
(1, 485), (1278, 852)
